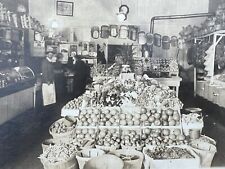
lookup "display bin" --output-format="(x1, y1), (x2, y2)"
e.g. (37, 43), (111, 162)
(143, 146), (200, 169)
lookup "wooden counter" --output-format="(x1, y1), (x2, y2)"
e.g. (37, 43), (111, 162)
(0, 86), (34, 126)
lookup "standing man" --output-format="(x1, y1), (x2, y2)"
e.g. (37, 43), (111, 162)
(41, 48), (57, 107)
(71, 53), (89, 98)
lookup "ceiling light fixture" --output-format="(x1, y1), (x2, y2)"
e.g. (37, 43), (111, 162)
(117, 2), (129, 22)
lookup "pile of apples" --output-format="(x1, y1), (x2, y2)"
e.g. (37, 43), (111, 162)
(119, 107), (181, 127)
(99, 108), (120, 126)
(142, 107), (181, 126)
(76, 108), (100, 126)
(75, 128), (97, 140)
(120, 129), (143, 148)
(119, 113), (142, 126)
(141, 128), (187, 146)
(96, 129), (120, 147)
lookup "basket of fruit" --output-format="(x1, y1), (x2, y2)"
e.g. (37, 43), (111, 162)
(41, 138), (63, 153)
(39, 142), (79, 169)
(143, 145), (200, 169)
(49, 117), (76, 139)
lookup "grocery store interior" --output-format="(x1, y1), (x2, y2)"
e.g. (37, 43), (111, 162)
(1, 0), (225, 169)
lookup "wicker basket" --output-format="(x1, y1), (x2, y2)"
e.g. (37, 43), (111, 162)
(41, 138), (63, 153)
(40, 153), (79, 169)
(190, 135), (217, 167)
(49, 118), (76, 139)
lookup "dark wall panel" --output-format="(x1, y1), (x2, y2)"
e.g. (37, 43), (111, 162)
(208, 0), (225, 12)
(0, 0), (28, 13)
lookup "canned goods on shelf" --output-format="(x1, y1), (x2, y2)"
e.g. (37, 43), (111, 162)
(146, 33), (154, 45)
(153, 33), (161, 47)
(110, 25), (118, 37)
(128, 27), (137, 41)
(138, 31), (146, 45)
(119, 25), (128, 39)
(171, 36), (178, 47)
(91, 26), (99, 39)
(101, 25), (110, 39)
(162, 36), (170, 50)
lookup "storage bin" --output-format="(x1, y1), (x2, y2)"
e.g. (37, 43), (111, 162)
(76, 148), (105, 169)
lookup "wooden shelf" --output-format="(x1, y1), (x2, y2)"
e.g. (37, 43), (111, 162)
(0, 22), (24, 31)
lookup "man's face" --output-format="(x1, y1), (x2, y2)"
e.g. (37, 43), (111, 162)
(47, 52), (54, 59)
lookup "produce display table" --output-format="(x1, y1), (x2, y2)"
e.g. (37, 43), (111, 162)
(155, 76), (182, 97)
(41, 75), (215, 169)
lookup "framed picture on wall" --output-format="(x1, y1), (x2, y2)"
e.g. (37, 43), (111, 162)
(56, 1), (74, 16)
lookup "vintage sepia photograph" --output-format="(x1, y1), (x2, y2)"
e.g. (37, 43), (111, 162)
(0, 0), (225, 169)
